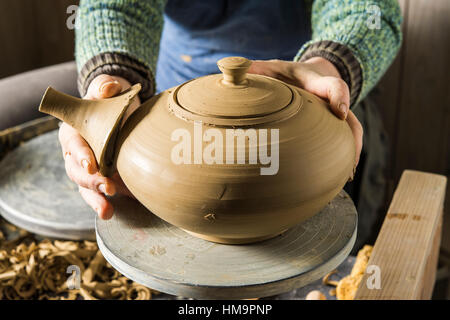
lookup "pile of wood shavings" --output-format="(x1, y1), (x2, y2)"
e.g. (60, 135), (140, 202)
(322, 245), (373, 300)
(0, 219), (156, 300)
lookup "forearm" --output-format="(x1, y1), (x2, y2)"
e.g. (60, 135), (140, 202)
(75, 0), (166, 100)
(295, 0), (403, 106)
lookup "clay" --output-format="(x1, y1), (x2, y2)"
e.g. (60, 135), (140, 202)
(39, 84), (141, 176)
(39, 57), (355, 244)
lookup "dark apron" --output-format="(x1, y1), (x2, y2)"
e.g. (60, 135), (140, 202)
(155, 0), (310, 92)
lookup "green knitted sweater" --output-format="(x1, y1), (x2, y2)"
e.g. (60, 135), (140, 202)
(75, 0), (402, 104)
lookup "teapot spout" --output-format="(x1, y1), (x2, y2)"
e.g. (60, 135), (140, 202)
(39, 84), (141, 176)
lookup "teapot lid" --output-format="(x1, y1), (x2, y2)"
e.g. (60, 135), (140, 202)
(169, 57), (302, 126)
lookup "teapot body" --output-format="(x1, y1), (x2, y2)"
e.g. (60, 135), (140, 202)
(39, 57), (355, 244)
(115, 85), (355, 244)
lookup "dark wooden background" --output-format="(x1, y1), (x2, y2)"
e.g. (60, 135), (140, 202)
(0, 0), (77, 78)
(0, 0), (449, 268)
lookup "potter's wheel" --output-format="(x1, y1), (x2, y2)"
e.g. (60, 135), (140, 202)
(0, 130), (95, 240)
(96, 191), (357, 299)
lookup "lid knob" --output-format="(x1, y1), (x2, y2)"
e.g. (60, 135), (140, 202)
(217, 57), (252, 86)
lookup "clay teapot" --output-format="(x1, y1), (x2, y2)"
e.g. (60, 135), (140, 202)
(39, 57), (355, 244)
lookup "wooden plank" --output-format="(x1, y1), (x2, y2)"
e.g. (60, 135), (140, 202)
(420, 215), (442, 299)
(355, 170), (447, 299)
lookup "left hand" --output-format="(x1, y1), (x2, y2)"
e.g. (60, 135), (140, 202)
(59, 75), (138, 220)
(248, 57), (363, 167)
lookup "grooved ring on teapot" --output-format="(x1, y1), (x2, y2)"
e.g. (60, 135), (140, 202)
(167, 82), (304, 127)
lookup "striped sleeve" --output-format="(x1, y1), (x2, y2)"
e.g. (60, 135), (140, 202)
(75, 0), (166, 100)
(295, 0), (403, 106)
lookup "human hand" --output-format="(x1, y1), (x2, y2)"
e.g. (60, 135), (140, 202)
(248, 57), (363, 167)
(58, 75), (140, 219)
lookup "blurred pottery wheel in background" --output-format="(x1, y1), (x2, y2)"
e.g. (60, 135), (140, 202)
(0, 130), (95, 240)
(96, 191), (357, 299)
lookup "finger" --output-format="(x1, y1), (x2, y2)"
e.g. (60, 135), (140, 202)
(58, 122), (79, 155)
(247, 60), (276, 77)
(59, 122), (98, 174)
(247, 59), (294, 82)
(65, 153), (116, 195)
(86, 74), (122, 99)
(346, 110), (363, 166)
(65, 133), (98, 174)
(306, 76), (350, 120)
(79, 186), (114, 220)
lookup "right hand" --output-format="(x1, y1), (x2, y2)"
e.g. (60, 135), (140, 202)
(59, 74), (140, 219)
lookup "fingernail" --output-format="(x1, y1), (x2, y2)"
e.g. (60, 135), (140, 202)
(100, 81), (120, 93)
(98, 184), (107, 194)
(81, 159), (90, 171)
(339, 103), (348, 117)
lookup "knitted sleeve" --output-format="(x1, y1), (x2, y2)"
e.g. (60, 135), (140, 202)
(295, 0), (403, 106)
(75, 0), (166, 100)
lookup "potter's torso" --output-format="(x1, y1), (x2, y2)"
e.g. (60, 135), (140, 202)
(156, 0), (311, 92)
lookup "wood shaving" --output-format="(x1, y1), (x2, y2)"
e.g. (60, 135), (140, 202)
(336, 274), (364, 300)
(322, 245), (373, 300)
(0, 218), (158, 300)
(322, 269), (339, 286)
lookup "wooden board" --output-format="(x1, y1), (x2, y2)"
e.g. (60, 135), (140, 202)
(0, 129), (95, 240)
(355, 170), (447, 299)
(96, 191), (357, 300)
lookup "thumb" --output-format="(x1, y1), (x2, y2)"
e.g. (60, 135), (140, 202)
(85, 74), (122, 100)
(305, 76), (350, 120)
